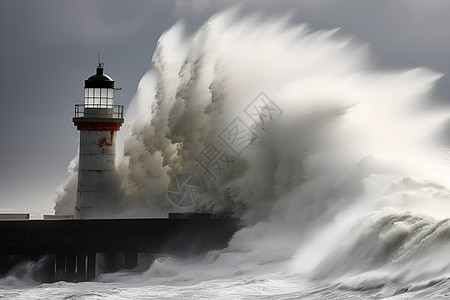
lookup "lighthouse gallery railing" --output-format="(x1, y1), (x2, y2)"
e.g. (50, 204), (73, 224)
(74, 104), (124, 119)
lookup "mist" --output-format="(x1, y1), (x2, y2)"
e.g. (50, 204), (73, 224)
(49, 9), (450, 295)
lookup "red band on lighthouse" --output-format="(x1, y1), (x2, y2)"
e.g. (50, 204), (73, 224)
(74, 121), (123, 131)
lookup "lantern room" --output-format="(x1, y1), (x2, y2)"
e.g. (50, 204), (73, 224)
(84, 63), (115, 108)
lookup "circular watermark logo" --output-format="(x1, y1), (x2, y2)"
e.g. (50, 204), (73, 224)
(167, 173), (203, 209)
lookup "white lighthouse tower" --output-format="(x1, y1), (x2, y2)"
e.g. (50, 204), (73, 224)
(73, 62), (124, 219)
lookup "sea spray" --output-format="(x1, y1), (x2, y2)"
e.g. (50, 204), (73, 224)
(53, 9), (450, 292)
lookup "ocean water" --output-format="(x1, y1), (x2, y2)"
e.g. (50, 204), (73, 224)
(1, 248), (450, 299)
(4, 9), (450, 299)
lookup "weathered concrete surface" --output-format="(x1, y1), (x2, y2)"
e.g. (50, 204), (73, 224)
(76, 130), (118, 219)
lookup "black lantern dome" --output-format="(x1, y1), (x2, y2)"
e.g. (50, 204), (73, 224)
(84, 64), (115, 88)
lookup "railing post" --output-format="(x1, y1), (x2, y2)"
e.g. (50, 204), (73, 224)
(0, 255), (9, 276)
(86, 253), (96, 280)
(66, 253), (76, 281)
(43, 254), (56, 283)
(76, 252), (87, 282)
(56, 253), (65, 273)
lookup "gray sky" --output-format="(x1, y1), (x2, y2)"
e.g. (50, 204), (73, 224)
(0, 0), (449, 216)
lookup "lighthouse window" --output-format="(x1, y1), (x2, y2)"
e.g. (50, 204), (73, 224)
(84, 88), (114, 107)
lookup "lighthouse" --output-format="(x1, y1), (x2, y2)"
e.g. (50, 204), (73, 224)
(73, 62), (124, 219)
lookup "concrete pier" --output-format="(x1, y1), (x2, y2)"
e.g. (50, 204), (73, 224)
(0, 218), (240, 282)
